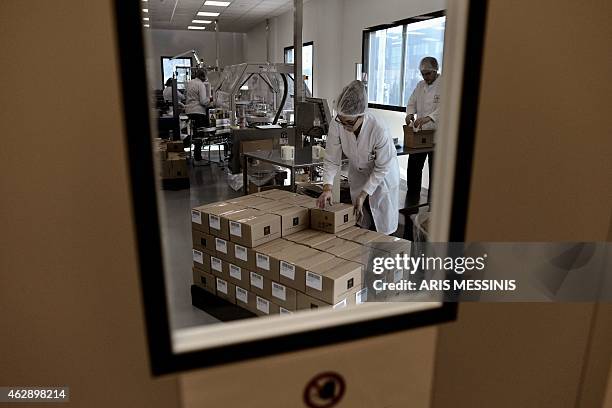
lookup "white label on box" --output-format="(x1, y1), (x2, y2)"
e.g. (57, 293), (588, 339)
(209, 214), (220, 230)
(250, 272), (264, 290)
(394, 269), (402, 283)
(356, 288), (368, 304)
(215, 238), (228, 254)
(256, 253), (270, 270)
(229, 264), (242, 281)
(216, 278), (228, 295)
(271, 282), (286, 301)
(234, 245), (248, 261)
(333, 298), (347, 309)
(280, 261), (296, 280)
(236, 286), (248, 304)
(229, 221), (242, 237)
(256, 297), (270, 314)
(211, 257), (222, 272)
(191, 210), (202, 224)
(305, 271), (323, 291)
(280, 307), (292, 315)
(192, 249), (203, 264)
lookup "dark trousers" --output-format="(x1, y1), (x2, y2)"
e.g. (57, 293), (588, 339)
(407, 151), (434, 201)
(187, 113), (209, 160)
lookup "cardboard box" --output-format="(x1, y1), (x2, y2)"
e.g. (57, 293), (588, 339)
(240, 139), (274, 154)
(248, 239), (296, 280)
(253, 296), (281, 316)
(191, 230), (216, 255)
(192, 268), (216, 294)
(192, 248), (211, 272)
(234, 285), (256, 312)
(365, 235), (412, 257)
(191, 204), (210, 234)
(166, 140), (184, 152)
(336, 228), (383, 246)
(312, 237), (362, 257)
(331, 285), (366, 309)
(269, 281), (297, 311)
(226, 261), (250, 288)
(277, 246), (336, 292)
(283, 229), (336, 247)
(403, 126), (434, 148)
(213, 236), (232, 261)
(296, 291), (331, 310)
(199, 203), (245, 240)
(225, 209), (281, 248)
(229, 196), (274, 209)
(280, 195), (319, 209)
(310, 204), (355, 234)
(227, 241), (253, 269)
(209, 255), (228, 280)
(249, 271), (271, 298)
(166, 153), (189, 179)
(304, 257), (363, 304)
(215, 278), (236, 303)
(265, 204), (310, 236)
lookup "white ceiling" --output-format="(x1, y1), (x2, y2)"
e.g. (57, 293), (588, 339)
(143, 0), (297, 33)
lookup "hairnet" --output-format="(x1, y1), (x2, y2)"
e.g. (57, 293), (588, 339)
(336, 80), (367, 117)
(419, 57), (439, 72)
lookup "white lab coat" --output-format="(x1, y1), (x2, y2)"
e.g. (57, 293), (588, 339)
(185, 78), (211, 114)
(406, 76), (442, 130)
(323, 112), (399, 234)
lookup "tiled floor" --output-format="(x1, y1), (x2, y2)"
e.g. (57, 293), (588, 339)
(160, 152), (428, 331)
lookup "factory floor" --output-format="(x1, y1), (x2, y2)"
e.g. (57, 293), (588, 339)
(160, 149), (429, 332)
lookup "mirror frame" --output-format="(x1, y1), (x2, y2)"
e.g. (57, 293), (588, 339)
(113, 0), (487, 375)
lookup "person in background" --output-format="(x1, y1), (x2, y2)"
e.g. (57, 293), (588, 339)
(405, 56), (441, 202)
(185, 69), (212, 161)
(317, 80), (399, 235)
(163, 78), (185, 109)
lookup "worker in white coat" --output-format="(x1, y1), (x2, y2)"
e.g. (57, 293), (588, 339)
(317, 80), (399, 235)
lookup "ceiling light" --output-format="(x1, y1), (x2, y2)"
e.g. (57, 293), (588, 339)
(204, 1), (231, 6)
(197, 11), (220, 17)
(142, 8), (149, 12)
(144, 24), (150, 27)
(143, 17), (149, 21)
(188, 26), (206, 30)
(192, 19), (212, 24)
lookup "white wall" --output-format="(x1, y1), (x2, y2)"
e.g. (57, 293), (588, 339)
(146, 29), (246, 89)
(245, 0), (445, 186)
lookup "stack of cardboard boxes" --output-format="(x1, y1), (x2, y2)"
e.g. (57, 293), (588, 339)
(153, 138), (189, 181)
(191, 189), (411, 316)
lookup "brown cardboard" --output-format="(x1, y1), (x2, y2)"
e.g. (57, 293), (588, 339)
(209, 255), (228, 280)
(277, 246), (336, 292)
(403, 126), (434, 148)
(280, 195), (319, 209)
(248, 239), (296, 280)
(230, 196), (274, 209)
(310, 204), (355, 234)
(336, 227), (383, 245)
(166, 153), (189, 179)
(335, 225), (361, 237)
(265, 204), (310, 236)
(312, 237), (362, 257)
(296, 291), (331, 310)
(192, 268), (216, 294)
(252, 296), (281, 316)
(227, 241), (253, 269)
(338, 246), (385, 266)
(215, 278), (236, 303)
(365, 235), (412, 257)
(213, 236), (232, 261)
(269, 281), (297, 311)
(248, 271), (271, 298)
(199, 203), (245, 240)
(331, 285), (365, 310)
(191, 204), (210, 233)
(283, 229), (336, 247)
(234, 285), (256, 312)
(240, 139), (273, 154)
(304, 257), (363, 304)
(191, 230), (216, 255)
(165, 140), (184, 152)
(192, 248), (211, 272)
(226, 261), (250, 288)
(225, 210), (281, 248)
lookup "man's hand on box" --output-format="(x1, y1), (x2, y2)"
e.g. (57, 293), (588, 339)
(353, 191), (368, 220)
(414, 116), (432, 129)
(317, 190), (333, 209)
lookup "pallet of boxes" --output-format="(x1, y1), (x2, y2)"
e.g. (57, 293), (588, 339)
(153, 138), (189, 190)
(191, 189), (412, 317)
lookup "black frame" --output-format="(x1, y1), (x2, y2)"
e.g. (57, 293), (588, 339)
(113, 0), (487, 376)
(160, 56), (192, 90)
(362, 9), (446, 112)
(284, 41), (314, 95)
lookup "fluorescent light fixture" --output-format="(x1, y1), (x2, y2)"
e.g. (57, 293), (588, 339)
(204, 1), (231, 6)
(192, 19), (212, 24)
(142, 8), (149, 12)
(188, 26), (206, 30)
(143, 17), (149, 21)
(144, 24), (150, 27)
(197, 11), (220, 17)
